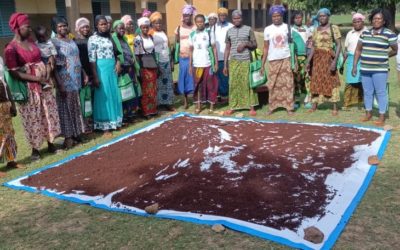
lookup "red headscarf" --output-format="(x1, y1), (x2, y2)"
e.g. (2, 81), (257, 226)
(9, 13), (30, 33)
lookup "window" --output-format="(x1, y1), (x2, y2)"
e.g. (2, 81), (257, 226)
(120, 0), (136, 18)
(0, 0), (16, 37)
(55, 0), (67, 17)
(92, 0), (110, 19)
(220, 1), (228, 8)
(258, 4), (262, 9)
(147, 2), (157, 12)
(247, 3), (251, 9)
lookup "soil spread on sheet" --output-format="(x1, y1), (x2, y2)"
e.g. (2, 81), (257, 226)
(22, 116), (380, 230)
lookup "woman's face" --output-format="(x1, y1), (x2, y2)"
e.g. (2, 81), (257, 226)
(57, 22), (68, 37)
(18, 24), (32, 39)
(141, 25), (150, 35)
(372, 13), (384, 29)
(353, 19), (364, 31)
(125, 20), (133, 33)
(182, 14), (192, 24)
(97, 19), (109, 33)
(318, 13), (329, 25)
(195, 17), (205, 30)
(79, 25), (90, 37)
(209, 17), (217, 26)
(272, 13), (283, 25)
(152, 19), (162, 31)
(116, 23), (125, 37)
(218, 13), (227, 23)
(294, 15), (303, 26)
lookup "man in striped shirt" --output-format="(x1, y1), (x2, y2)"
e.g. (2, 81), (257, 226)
(353, 8), (397, 126)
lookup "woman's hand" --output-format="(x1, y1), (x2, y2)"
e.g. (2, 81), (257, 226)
(306, 63), (311, 73)
(93, 77), (100, 88)
(330, 61), (336, 72)
(115, 61), (122, 74)
(223, 66), (228, 76)
(83, 74), (89, 86)
(237, 43), (246, 53)
(352, 66), (357, 77)
(214, 63), (218, 74)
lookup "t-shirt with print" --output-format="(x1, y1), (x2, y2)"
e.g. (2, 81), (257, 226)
(134, 35), (155, 55)
(359, 28), (397, 74)
(225, 25), (256, 61)
(153, 31), (170, 63)
(264, 23), (291, 61)
(214, 21), (234, 61)
(175, 24), (196, 59)
(189, 29), (215, 68)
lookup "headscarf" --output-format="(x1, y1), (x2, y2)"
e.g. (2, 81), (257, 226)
(94, 15), (110, 37)
(217, 8), (228, 15)
(208, 13), (218, 20)
(182, 4), (196, 15)
(269, 5), (286, 16)
(150, 11), (162, 23)
(232, 10), (242, 17)
(352, 13), (366, 22)
(137, 17), (150, 27)
(75, 17), (90, 33)
(51, 16), (68, 35)
(112, 20), (124, 30)
(121, 15), (133, 26)
(142, 9), (152, 18)
(317, 8), (331, 17)
(105, 15), (112, 23)
(9, 13), (29, 33)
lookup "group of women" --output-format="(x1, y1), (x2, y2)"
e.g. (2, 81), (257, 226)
(0, 6), (398, 176)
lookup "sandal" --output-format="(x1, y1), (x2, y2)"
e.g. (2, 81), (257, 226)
(360, 115), (372, 122)
(249, 110), (257, 116)
(374, 120), (385, 126)
(208, 109), (214, 114)
(332, 110), (339, 116)
(6, 162), (26, 169)
(223, 110), (234, 116)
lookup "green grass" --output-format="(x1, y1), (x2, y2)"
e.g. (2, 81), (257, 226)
(1, 35), (400, 249)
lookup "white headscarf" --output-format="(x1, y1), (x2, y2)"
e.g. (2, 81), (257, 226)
(75, 17), (90, 33)
(137, 17), (150, 27)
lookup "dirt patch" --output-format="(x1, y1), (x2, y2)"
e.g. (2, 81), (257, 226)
(21, 116), (379, 231)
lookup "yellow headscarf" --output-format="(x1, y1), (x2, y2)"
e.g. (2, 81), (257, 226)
(150, 11), (162, 23)
(217, 8), (228, 15)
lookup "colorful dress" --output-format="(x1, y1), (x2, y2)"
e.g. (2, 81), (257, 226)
(134, 35), (158, 116)
(153, 30), (174, 106)
(52, 38), (84, 138)
(310, 25), (341, 104)
(4, 40), (60, 150)
(225, 25), (258, 110)
(88, 34), (123, 130)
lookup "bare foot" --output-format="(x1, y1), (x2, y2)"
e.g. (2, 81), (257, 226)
(223, 110), (234, 116)
(103, 131), (113, 139)
(332, 110), (339, 116)
(0, 172), (6, 178)
(249, 110), (257, 116)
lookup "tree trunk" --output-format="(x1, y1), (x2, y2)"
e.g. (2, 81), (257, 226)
(384, 1), (397, 32)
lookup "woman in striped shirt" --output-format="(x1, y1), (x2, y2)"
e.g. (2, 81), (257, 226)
(353, 8), (397, 126)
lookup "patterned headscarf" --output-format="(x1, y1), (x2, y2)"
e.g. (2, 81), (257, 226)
(9, 13), (29, 33)
(75, 17), (90, 33)
(182, 4), (196, 15)
(150, 11), (162, 23)
(269, 5), (286, 16)
(142, 9), (152, 18)
(317, 8), (331, 17)
(217, 8), (228, 15)
(121, 15), (133, 26)
(352, 13), (365, 21)
(137, 17), (150, 27)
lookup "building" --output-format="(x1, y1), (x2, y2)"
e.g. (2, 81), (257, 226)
(0, 0), (275, 54)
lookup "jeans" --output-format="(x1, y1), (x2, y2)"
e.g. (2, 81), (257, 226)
(361, 73), (388, 114)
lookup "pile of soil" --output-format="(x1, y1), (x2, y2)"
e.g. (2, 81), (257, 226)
(22, 116), (379, 230)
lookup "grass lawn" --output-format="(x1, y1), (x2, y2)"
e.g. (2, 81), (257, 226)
(1, 33), (400, 249)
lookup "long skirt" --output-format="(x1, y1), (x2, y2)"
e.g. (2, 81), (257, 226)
(56, 91), (84, 138)
(157, 61), (175, 105)
(194, 67), (218, 104)
(228, 59), (258, 110)
(19, 89), (60, 150)
(93, 59), (123, 130)
(310, 48), (340, 103)
(120, 66), (142, 120)
(0, 102), (17, 163)
(177, 57), (194, 95)
(217, 60), (229, 97)
(343, 53), (363, 107)
(268, 58), (295, 111)
(294, 55), (310, 101)
(140, 68), (158, 116)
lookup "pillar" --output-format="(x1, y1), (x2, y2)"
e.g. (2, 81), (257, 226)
(237, 0), (241, 10)
(65, 0), (80, 35)
(251, 0), (255, 30)
(141, 0), (147, 10)
(262, 0), (267, 28)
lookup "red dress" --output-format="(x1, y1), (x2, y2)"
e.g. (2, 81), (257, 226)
(4, 40), (60, 149)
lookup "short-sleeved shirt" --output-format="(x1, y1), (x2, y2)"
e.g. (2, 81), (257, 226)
(175, 24), (196, 59)
(88, 34), (116, 62)
(36, 40), (57, 60)
(214, 21), (234, 61)
(359, 28), (397, 74)
(153, 31), (170, 63)
(312, 25), (341, 50)
(344, 28), (367, 54)
(189, 29), (215, 68)
(134, 35), (155, 55)
(4, 40), (42, 70)
(225, 25), (256, 61)
(264, 23), (291, 61)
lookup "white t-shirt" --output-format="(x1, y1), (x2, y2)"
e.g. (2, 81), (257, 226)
(134, 36), (155, 55)
(264, 23), (290, 61)
(345, 28), (367, 54)
(397, 35), (400, 71)
(188, 29), (215, 68)
(214, 21), (234, 61)
(153, 31), (170, 63)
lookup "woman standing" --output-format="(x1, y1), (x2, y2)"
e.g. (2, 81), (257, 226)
(150, 12), (175, 111)
(342, 13), (366, 110)
(75, 17), (93, 133)
(4, 13), (60, 161)
(261, 5), (294, 116)
(306, 8), (341, 116)
(353, 9), (397, 126)
(112, 20), (142, 122)
(134, 17), (158, 117)
(52, 17), (85, 149)
(88, 15), (123, 134)
(121, 15), (135, 52)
